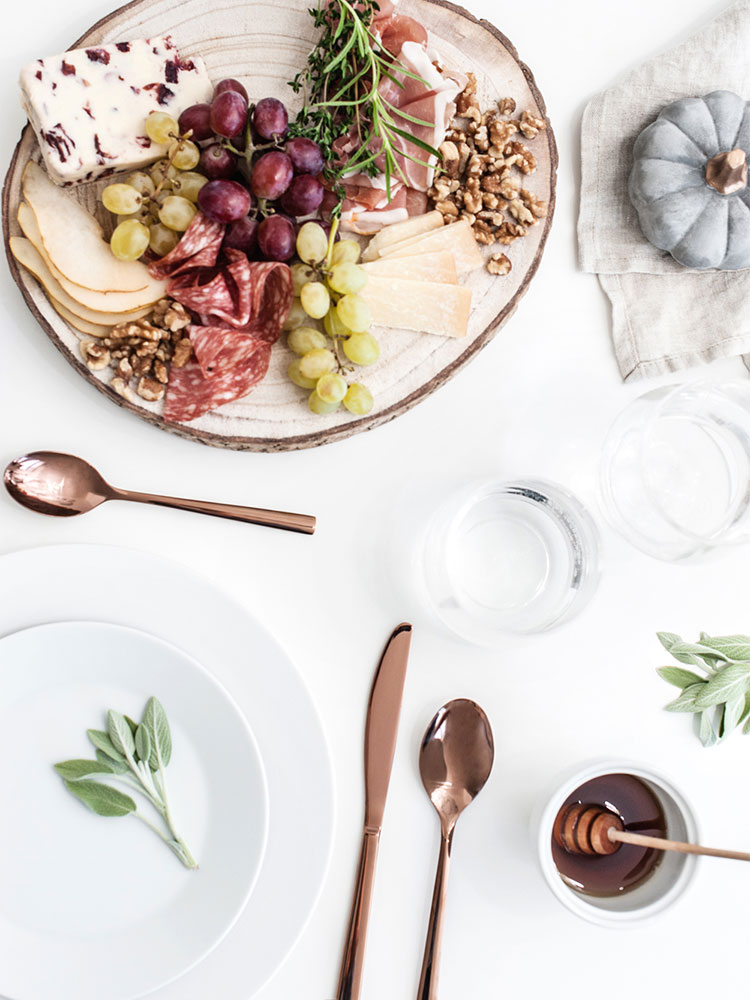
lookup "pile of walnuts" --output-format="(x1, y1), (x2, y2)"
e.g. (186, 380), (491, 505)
(79, 298), (193, 403)
(427, 74), (548, 276)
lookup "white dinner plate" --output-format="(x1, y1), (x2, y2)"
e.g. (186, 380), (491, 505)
(0, 545), (335, 1000)
(0, 621), (269, 1000)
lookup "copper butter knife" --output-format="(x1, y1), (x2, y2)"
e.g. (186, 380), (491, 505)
(336, 622), (413, 1000)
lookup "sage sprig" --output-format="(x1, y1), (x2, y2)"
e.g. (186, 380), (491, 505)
(54, 697), (197, 869)
(657, 632), (750, 747)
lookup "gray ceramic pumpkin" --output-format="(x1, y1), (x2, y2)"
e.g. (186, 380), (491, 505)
(629, 90), (750, 269)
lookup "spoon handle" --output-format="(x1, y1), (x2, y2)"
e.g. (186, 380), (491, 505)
(336, 828), (380, 1000)
(417, 830), (453, 1000)
(111, 488), (316, 534)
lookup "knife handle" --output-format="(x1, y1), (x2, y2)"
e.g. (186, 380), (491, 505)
(336, 827), (380, 1000)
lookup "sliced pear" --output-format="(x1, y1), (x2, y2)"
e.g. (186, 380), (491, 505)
(50, 300), (111, 337)
(18, 201), (167, 313)
(10, 236), (153, 326)
(22, 161), (160, 294)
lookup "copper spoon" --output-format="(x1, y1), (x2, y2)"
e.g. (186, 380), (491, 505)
(4, 451), (316, 534)
(417, 699), (494, 1000)
(555, 802), (750, 862)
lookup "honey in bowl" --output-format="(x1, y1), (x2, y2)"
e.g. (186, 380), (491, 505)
(551, 773), (667, 897)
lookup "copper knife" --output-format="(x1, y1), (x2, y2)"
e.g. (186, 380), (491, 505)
(336, 622), (413, 1000)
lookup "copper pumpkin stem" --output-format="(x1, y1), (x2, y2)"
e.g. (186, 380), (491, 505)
(705, 148), (748, 195)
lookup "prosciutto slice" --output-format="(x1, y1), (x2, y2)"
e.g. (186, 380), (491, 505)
(335, 10), (467, 232)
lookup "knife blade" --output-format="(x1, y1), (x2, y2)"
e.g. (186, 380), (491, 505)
(336, 622), (413, 1000)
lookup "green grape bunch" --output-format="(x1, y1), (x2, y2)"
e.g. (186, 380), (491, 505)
(103, 111), (207, 262)
(286, 220), (378, 417)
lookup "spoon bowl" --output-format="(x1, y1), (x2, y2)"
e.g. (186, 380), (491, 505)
(416, 699), (494, 1000)
(3, 450), (316, 533)
(4, 451), (111, 516)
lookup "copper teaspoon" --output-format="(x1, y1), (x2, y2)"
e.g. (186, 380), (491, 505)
(417, 699), (494, 1000)
(4, 451), (316, 534)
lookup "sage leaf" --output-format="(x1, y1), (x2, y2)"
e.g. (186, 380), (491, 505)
(135, 724), (152, 765)
(63, 779), (136, 817)
(665, 683), (705, 713)
(724, 694), (748, 735)
(108, 710), (136, 758)
(657, 632), (683, 652)
(699, 710), (719, 748)
(88, 729), (126, 763)
(96, 749), (127, 773)
(670, 640), (729, 664)
(744, 713), (750, 736)
(54, 759), (115, 780)
(694, 663), (750, 708)
(657, 666), (704, 689)
(143, 697), (172, 768)
(58, 697), (195, 868)
(698, 635), (750, 661)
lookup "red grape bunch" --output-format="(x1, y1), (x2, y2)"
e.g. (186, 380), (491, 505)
(178, 82), (327, 262)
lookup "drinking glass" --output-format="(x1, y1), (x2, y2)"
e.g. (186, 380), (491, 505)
(416, 478), (600, 642)
(600, 380), (750, 561)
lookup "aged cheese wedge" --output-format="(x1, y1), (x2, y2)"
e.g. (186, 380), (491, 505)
(22, 161), (161, 293)
(10, 235), (152, 326)
(50, 300), (111, 338)
(377, 220), (484, 274)
(362, 251), (457, 284)
(360, 275), (472, 338)
(17, 201), (167, 313)
(362, 210), (444, 261)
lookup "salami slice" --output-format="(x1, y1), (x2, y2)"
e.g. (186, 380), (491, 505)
(164, 327), (272, 423)
(148, 213), (225, 279)
(149, 211), (293, 422)
(166, 248), (254, 327)
(240, 260), (294, 342)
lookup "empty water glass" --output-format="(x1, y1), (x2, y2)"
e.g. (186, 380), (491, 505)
(416, 478), (600, 642)
(600, 380), (750, 561)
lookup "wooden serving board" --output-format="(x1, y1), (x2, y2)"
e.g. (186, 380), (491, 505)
(2, 0), (557, 452)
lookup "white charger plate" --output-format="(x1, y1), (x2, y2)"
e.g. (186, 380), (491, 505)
(0, 621), (268, 1000)
(0, 545), (335, 1000)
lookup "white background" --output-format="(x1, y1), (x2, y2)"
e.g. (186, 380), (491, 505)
(1, 2), (748, 999)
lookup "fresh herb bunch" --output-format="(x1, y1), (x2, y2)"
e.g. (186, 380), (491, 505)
(288, 0), (439, 211)
(657, 632), (750, 747)
(54, 697), (197, 869)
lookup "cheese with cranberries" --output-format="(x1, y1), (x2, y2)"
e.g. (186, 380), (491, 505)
(19, 37), (212, 186)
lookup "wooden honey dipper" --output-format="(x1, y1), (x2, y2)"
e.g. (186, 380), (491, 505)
(554, 802), (750, 862)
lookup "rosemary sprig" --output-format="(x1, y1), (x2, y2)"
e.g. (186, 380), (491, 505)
(656, 632), (750, 747)
(288, 0), (440, 214)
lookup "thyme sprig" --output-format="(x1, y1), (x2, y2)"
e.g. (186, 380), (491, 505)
(288, 0), (440, 214)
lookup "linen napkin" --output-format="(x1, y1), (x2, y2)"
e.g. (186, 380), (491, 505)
(578, 0), (750, 380)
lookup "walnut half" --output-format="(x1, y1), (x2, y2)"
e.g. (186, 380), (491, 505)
(79, 341), (111, 371)
(487, 253), (512, 276)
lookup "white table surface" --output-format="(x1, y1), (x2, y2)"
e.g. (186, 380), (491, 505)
(1, 1), (746, 998)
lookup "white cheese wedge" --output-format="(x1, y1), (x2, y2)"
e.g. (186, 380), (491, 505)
(362, 210), (443, 261)
(19, 36), (212, 185)
(377, 220), (484, 275)
(360, 275), (472, 338)
(362, 251), (457, 284)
